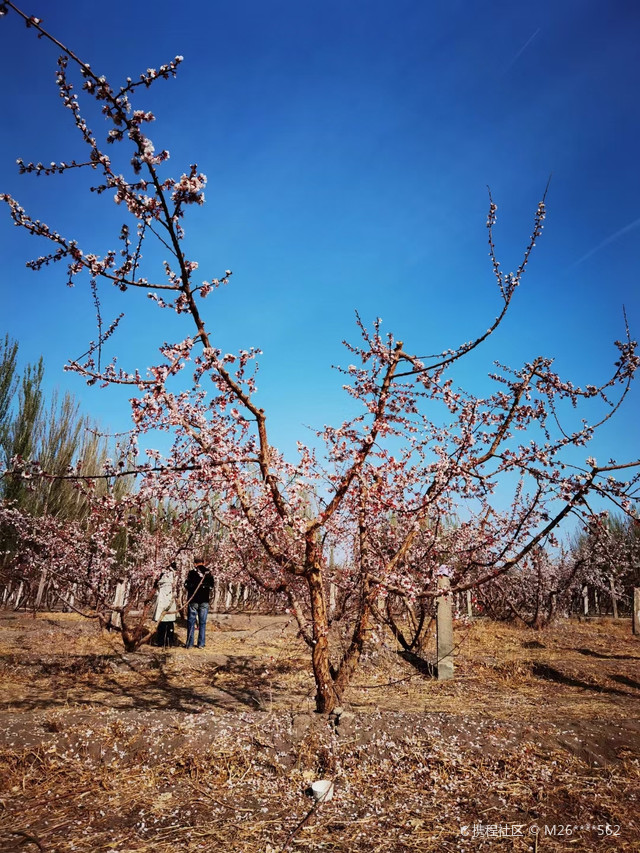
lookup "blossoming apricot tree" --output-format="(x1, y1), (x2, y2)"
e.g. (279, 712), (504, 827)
(1, 2), (639, 711)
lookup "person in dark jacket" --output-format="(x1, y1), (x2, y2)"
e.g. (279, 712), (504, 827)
(184, 559), (214, 649)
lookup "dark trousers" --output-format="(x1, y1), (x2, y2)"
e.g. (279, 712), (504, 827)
(155, 621), (176, 647)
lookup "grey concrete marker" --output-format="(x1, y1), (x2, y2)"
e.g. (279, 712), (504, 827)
(437, 572), (454, 680)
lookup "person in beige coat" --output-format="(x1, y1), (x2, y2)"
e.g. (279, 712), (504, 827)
(152, 562), (177, 646)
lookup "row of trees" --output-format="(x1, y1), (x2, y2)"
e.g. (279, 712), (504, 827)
(1, 1), (638, 710)
(476, 515), (640, 629)
(0, 335), (203, 630)
(2, 466), (637, 644)
(0, 337), (637, 656)
(0, 333), (118, 609)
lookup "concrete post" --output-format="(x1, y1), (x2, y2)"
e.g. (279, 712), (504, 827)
(211, 578), (220, 614)
(633, 588), (640, 636)
(64, 582), (77, 612)
(13, 580), (24, 610)
(329, 582), (337, 620)
(582, 585), (589, 617)
(609, 578), (619, 620)
(34, 569), (48, 610)
(109, 580), (127, 629)
(437, 573), (454, 681)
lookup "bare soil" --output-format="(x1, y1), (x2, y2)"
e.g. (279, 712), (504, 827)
(0, 610), (638, 852)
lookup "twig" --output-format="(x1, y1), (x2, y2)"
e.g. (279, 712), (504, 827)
(3, 829), (45, 851)
(281, 785), (333, 852)
(187, 781), (256, 813)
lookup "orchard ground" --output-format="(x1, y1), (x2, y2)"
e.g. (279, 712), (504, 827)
(0, 610), (638, 852)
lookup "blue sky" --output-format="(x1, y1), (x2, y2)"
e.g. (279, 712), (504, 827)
(0, 0), (638, 473)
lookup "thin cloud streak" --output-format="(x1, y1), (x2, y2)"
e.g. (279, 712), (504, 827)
(504, 28), (541, 71)
(571, 217), (640, 267)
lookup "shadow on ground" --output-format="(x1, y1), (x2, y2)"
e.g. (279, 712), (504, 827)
(531, 662), (635, 698)
(0, 648), (304, 714)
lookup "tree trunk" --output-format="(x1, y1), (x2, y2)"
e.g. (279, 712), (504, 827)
(306, 567), (339, 713)
(383, 596), (429, 652)
(121, 614), (153, 651)
(333, 597), (372, 698)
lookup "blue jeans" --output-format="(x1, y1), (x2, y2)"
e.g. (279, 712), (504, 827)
(186, 602), (209, 648)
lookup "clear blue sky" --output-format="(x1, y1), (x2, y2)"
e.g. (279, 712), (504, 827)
(1, 0), (638, 471)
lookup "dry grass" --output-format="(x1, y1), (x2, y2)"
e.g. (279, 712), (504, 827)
(0, 610), (638, 852)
